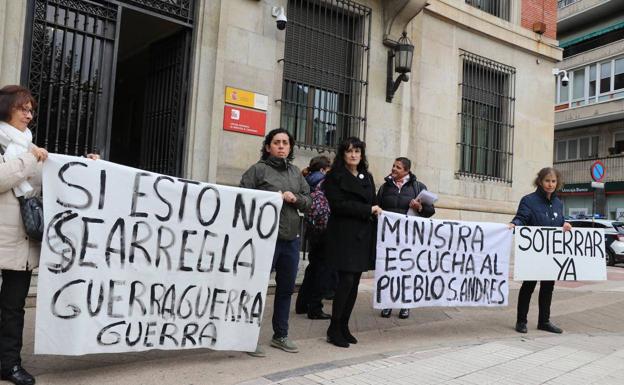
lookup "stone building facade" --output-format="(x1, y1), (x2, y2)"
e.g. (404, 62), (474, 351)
(0, 0), (561, 223)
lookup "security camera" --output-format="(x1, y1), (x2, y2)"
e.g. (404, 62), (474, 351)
(561, 73), (569, 87)
(552, 68), (569, 87)
(272, 6), (287, 30)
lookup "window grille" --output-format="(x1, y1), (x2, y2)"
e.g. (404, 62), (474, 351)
(457, 51), (516, 183)
(465, 0), (511, 21)
(121, 0), (195, 24)
(279, 0), (371, 151)
(558, 0), (580, 9)
(26, 0), (118, 156)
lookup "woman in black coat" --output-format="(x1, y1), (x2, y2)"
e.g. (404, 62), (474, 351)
(323, 137), (381, 348)
(510, 167), (571, 334)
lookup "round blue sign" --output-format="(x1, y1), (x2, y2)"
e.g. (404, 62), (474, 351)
(591, 161), (605, 182)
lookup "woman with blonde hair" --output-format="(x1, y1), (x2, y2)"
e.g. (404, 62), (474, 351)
(509, 167), (571, 335)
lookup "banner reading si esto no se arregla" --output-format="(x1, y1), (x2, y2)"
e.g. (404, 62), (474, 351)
(35, 155), (282, 355)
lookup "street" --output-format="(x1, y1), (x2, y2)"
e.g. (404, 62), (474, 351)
(10, 266), (624, 385)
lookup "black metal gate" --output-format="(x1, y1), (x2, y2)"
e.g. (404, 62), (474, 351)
(140, 30), (191, 175)
(25, 0), (118, 156)
(23, 0), (194, 176)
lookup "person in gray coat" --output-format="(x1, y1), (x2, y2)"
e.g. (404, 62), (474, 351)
(240, 128), (311, 355)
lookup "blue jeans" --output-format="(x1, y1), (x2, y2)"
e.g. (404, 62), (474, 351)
(271, 238), (301, 339)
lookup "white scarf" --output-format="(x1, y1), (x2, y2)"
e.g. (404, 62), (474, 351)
(0, 121), (34, 196)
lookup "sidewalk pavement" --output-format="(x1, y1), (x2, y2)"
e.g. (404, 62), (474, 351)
(7, 266), (624, 385)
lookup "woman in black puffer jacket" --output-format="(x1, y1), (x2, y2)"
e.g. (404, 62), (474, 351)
(377, 157), (435, 320)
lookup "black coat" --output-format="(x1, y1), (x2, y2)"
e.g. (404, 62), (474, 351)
(323, 166), (377, 272)
(377, 173), (435, 217)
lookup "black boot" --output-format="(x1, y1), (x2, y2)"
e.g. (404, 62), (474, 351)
(515, 322), (527, 333)
(537, 321), (563, 334)
(380, 308), (392, 318)
(326, 322), (349, 348)
(1, 365), (36, 385)
(308, 310), (331, 320)
(341, 321), (358, 344)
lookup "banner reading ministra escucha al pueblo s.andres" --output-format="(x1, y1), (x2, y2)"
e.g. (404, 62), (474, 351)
(374, 212), (512, 309)
(35, 154), (282, 355)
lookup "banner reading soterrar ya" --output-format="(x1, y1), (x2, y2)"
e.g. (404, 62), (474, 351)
(35, 155), (282, 355)
(374, 212), (512, 309)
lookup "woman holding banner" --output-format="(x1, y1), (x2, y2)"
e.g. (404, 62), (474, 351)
(323, 137), (381, 348)
(0, 85), (48, 385)
(0, 85), (99, 385)
(240, 128), (312, 356)
(510, 167), (571, 334)
(377, 157), (435, 320)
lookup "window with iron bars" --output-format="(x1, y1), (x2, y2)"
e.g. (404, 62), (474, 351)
(465, 0), (511, 21)
(457, 52), (516, 183)
(279, 0), (371, 151)
(558, 0), (580, 9)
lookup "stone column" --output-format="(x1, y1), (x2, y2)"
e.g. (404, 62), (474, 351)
(0, 0), (28, 86)
(184, 0), (223, 182)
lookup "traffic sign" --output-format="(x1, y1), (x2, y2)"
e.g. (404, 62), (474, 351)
(590, 160), (606, 182)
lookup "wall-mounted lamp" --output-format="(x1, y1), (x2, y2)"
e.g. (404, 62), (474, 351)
(552, 68), (569, 87)
(386, 31), (414, 103)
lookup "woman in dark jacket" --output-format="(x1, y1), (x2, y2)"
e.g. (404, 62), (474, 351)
(377, 157), (435, 319)
(510, 167), (571, 334)
(240, 128), (312, 355)
(296, 155), (333, 319)
(323, 137), (381, 348)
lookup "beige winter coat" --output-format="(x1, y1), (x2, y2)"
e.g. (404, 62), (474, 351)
(0, 151), (42, 271)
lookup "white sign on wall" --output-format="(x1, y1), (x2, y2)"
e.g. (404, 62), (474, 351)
(374, 212), (512, 309)
(513, 226), (607, 281)
(36, 155), (282, 355)
(569, 207), (589, 218)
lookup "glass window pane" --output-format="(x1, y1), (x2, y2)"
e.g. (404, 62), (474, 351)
(557, 141), (567, 161)
(616, 133), (624, 153)
(573, 69), (585, 99)
(589, 64), (597, 97)
(568, 139), (578, 159)
(591, 136), (599, 157)
(601, 61), (612, 93)
(615, 58), (624, 91)
(579, 137), (590, 158)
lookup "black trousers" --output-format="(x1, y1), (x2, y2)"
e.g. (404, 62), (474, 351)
(516, 280), (554, 325)
(296, 237), (332, 314)
(0, 270), (32, 371)
(331, 271), (361, 327)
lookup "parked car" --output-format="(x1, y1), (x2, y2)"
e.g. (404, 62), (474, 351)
(567, 219), (624, 266)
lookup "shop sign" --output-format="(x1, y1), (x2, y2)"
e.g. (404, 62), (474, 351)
(560, 183), (592, 194)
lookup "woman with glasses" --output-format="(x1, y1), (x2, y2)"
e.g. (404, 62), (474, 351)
(0, 85), (47, 385)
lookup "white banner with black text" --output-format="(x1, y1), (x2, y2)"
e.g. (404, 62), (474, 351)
(35, 154), (282, 355)
(513, 226), (607, 281)
(374, 212), (512, 309)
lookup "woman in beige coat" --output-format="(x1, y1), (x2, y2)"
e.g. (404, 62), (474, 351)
(0, 85), (48, 385)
